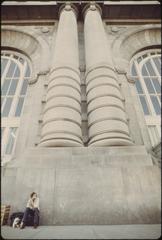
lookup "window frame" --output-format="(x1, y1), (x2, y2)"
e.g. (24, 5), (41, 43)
(1, 50), (31, 164)
(130, 48), (161, 147)
(130, 49), (161, 116)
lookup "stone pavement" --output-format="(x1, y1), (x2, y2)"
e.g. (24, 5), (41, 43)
(1, 224), (161, 239)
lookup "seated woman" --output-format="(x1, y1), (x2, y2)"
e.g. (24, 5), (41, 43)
(20, 192), (40, 229)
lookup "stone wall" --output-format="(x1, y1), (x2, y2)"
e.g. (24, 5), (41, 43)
(1, 10), (161, 225)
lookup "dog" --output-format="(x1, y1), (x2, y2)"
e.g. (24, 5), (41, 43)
(12, 217), (21, 228)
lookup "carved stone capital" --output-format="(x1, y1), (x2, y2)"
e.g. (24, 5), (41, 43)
(82, 2), (102, 19)
(59, 2), (78, 19)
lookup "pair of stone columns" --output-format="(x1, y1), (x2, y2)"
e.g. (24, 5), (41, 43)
(40, 2), (133, 147)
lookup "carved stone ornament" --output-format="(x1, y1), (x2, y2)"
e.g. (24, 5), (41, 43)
(90, 3), (97, 11)
(41, 27), (49, 33)
(64, 3), (72, 11)
(126, 73), (136, 83)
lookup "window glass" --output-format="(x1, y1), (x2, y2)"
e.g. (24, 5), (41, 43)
(1, 79), (11, 96)
(25, 64), (31, 77)
(15, 97), (24, 117)
(5, 128), (17, 155)
(1, 58), (8, 75)
(1, 127), (5, 140)
(153, 57), (161, 75)
(142, 65), (149, 76)
(151, 78), (161, 94)
(1, 97), (4, 107)
(145, 60), (156, 76)
(13, 65), (20, 77)
(2, 97), (13, 117)
(135, 79), (143, 94)
(8, 78), (19, 95)
(144, 77), (155, 94)
(150, 96), (161, 115)
(20, 79), (28, 95)
(139, 96), (150, 115)
(6, 60), (16, 78)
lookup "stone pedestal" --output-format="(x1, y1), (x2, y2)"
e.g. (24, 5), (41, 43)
(40, 4), (83, 147)
(83, 3), (133, 146)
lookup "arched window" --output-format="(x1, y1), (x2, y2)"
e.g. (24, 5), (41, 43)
(1, 50), (31, 163)
(130, 49), (161, 147)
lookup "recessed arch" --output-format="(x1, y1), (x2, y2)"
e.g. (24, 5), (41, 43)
(112, 25), (161, 73)
(1, 27), (50, 83)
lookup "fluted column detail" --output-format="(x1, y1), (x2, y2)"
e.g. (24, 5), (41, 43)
(83, 3), (133, 146)
(40, 3), (83, 147)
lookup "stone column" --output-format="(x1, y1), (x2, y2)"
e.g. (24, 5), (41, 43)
(40, 3), (83, 147)
(83, 3), (133, 146)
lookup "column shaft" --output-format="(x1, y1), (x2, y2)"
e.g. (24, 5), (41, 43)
(84, 4), (133, 146)
(40, 5), (83, 147)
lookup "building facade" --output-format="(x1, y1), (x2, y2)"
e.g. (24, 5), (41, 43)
(1, 1), (161, 225)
